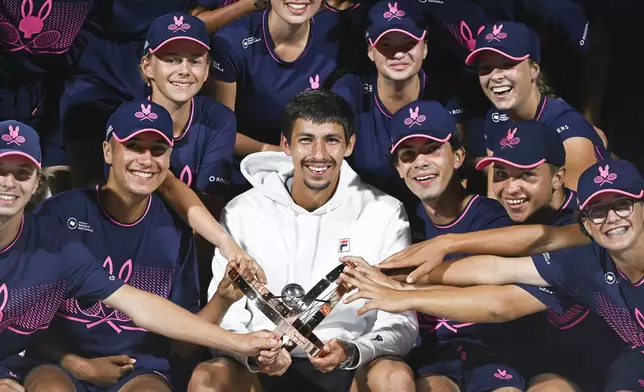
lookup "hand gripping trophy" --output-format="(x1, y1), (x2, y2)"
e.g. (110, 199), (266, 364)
(227, 261), (355, 358)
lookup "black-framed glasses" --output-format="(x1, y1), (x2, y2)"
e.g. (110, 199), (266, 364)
(584, 199), (636, 224)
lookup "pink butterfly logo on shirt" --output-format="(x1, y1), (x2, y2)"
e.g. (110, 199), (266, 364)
(0, 284), (8, 324)
(168, 15), (191, 33)
(594, 165), (617, 186)
(494, 369), (513, 380)
(308, 75), (320, 90)
(64, 258), (143, 334)
(180, 165), (193, 187)
(0, 0), (61, 53)
(2, 125), (26, 146)
(403, 106), (426, 127)
(485, 24), (507, 42)
(459, 21), (485, 51)
(500, 127), (520, 148)
(135, 104), (158, 121)
(383, 2), (405, 21)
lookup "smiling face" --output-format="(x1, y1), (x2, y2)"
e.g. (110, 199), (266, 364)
(104, 132), (171, 197)
(492, 162), (564, 222)
(0, 155), (39, 220)
(283, 119), (354, 192)
(582, 194), (644, 253)
(368, 32), (426, 82)
(142, 40), (209, 106)
(394, 138), (464, 203)
(477, 52), (539, 113)
(270, 0), (321, 26)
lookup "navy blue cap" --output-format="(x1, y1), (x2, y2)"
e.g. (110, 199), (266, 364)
(389, 100), (457, 153)
(366, 0), (427, 46)
(465, 21), (540, 65)
(106, 99), (174, 147)
(0, 120), (41, 168)
(476, 120), (565, 171)
(144, 12), (210, 54)
(578, 159), (644, 210)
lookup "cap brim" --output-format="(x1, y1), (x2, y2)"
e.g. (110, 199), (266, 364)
(149, 36), (210, 53)
(0, 151), (42, 169)
(475, 157), (546, 171)
(579, 189), (644, 210)
(465, 47), (529, 66)
(111, 129), (174, 147)
(369, 29), (426, 47)
(390, 133), (451, 154)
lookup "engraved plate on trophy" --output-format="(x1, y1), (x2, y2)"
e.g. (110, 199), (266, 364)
(228, 261), (354, 358)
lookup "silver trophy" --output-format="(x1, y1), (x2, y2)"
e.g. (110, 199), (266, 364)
(227, 261), (354, 358)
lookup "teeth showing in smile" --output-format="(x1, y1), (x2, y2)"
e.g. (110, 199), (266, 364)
(0, 194), (17, 201)
(505, 198), (526, 206)
(606, 227), (627, 237)
(132, 171), (153, 179)
(307, 166), (328, 173)
(414, 175), (436, 181)
(287, 3), (306, 10)
(492, 86), (512, 94)
(171, 81), (191, 87)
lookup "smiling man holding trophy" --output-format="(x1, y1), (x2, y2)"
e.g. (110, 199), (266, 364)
(187, 90), (418, 392)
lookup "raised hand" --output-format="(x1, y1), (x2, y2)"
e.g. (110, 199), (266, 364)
(377, 237), (448, 283)
(218, 237), (266, 284)
(236, 330), (282, 357)
(256, 348), (292, 376)
(340, 256), (404, 290)
(340, 267), (412, 316)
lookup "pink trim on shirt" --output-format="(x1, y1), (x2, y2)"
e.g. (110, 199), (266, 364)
(433, 195), (480, 229)
(95, 186), (152, 227)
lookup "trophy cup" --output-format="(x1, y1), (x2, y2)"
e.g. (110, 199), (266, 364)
(227, 261), (355, 358)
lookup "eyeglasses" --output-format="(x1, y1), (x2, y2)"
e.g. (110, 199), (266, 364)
(584, 199), (636, 224)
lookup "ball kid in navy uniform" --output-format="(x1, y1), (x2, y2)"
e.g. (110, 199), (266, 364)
(209, 0), (355, 196)
(331, 0), (464, 208)
(60, 0), (264, 188)
(386, 100), (542, 392)
(26, 100), (277, 391)
(366, 158), (644, 392)
(0, 120), (281, 391)
(467, 21), (607, 193)
(475, 120), (624, 391)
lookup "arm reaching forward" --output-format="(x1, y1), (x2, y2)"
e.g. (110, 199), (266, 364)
(378, 224), (587, 283)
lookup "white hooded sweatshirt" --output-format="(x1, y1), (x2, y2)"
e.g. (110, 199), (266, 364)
(208, 152), (417, 370)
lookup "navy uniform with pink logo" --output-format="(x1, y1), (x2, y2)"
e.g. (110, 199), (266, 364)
(465, 22), (608, 161)
(0, 0), (96, 167)
(36, 100), (199, 391)
(144, 13), (236, 196)
(0, 120), (124, 382)
(60, 0), (222, 186)
(476, 120), (625, 391)
(210, 8), (348, 192)
(331, 1), (464, 207)
(387, 101), (539, 391)
(515, 159), (644, 391)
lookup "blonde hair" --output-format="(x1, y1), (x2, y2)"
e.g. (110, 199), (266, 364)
(528, 59), (555, 97)
(26, 168), (52, 212)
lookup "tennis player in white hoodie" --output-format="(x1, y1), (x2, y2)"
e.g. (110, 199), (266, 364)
(187, 90), (418, 392)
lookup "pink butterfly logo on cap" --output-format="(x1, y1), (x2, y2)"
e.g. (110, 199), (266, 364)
(2, 125), (26, 146)
(485, 24), (507, 42)
(403, 106), (426, 127)
(500, 127), (520, 148)
(135, 104), (158, 121)
(383, 2), (405, 21)
(594, 165), (617, 186)
(168, 15), (190, 33)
